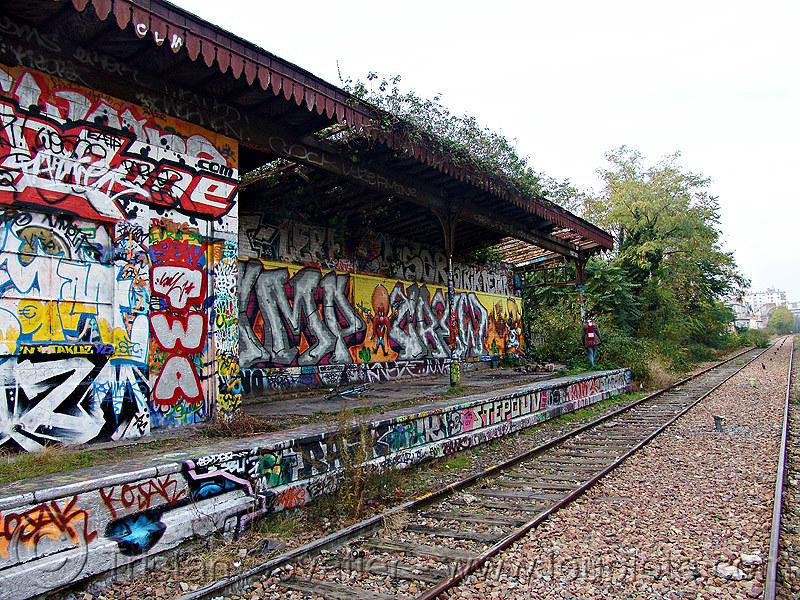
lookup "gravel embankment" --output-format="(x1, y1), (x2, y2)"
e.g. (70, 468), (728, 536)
(448, 340), (791, 600)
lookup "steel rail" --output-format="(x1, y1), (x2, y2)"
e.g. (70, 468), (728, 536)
(414, 345), (767, 600)
(764, 335), (795, 600)
(176, 345), (762, 600)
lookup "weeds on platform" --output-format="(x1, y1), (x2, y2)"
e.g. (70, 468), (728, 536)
(0, 444), (93, 483)
(338, 417), (374, 520)
(311, 409), (379, 524)
(440, 385), (471, 397)
(555, 368), (585, 377)
(0, 438), (178, 484)
(201, 412), (272, 439)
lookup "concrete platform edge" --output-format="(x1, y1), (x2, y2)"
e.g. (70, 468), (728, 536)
(0, 368), (631, 600)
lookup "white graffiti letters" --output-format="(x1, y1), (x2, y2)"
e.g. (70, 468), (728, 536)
(238, 261), (366, 368)
(149, 312), (206, 353)
(388, 283), (449, 360)
(152, 355), (202, 406)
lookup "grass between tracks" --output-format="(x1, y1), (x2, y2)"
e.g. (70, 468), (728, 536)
(553, 393), (643, 423)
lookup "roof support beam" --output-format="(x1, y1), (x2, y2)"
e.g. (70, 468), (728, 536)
(257, 134), (584, 259)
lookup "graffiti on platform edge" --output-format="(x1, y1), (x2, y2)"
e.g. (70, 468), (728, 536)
(0, 495), (97, 561)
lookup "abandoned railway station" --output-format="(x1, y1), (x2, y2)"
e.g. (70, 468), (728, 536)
(0, 0), (614, 452)
(0, 2), (641, 596)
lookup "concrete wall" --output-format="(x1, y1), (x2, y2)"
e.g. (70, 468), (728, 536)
(0, 368), (630, 599)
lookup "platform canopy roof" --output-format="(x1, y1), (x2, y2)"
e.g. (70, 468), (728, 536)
(6, 0), (613, 268)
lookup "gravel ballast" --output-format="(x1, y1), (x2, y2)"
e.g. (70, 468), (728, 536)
(55, 346), (783, 600)
(448, 340), (791, 600)
(777, 337), (799, 599)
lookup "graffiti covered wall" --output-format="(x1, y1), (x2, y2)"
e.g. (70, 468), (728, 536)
(240, 212), (514, 295)
(0, 65), (239, 450)
(238, 258), (524, 393)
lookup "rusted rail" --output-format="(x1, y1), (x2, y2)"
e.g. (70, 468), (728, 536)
(178, 345), (765, 600)
(414, 345), (766, 600)
(764, 336), (795, 600)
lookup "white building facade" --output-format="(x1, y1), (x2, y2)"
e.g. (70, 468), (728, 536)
(744, 288), (787, 313)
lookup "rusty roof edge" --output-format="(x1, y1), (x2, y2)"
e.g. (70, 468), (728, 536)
(70, 0), (379, 116)
(66, 0), (613, 250)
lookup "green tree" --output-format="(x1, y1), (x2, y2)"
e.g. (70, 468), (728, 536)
(768, 306), (795, 335)
(584, 147), (746, 355)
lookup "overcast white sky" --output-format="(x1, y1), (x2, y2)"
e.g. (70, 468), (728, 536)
(171, 0), (800, 301)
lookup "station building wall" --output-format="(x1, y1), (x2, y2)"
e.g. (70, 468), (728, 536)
(0, 65), (240, 451)
(0, 64), (524, 452)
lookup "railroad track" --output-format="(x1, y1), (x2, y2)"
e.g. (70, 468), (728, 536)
(181, 345), (767, 600)
(768, 335), (796, 600)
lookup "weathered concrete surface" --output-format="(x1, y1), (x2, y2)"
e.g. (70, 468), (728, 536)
(0, 369), (630, 600)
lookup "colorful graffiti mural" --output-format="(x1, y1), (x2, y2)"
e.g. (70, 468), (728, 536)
(238, 259), (523, 383)
(0, 495), (97, 561)
(212, 239), (242, 419)
(0, 64), (238, 450)
(148, 220), (210, 427)
(0, 66), (238, 224)
(0, 61), (526, 445)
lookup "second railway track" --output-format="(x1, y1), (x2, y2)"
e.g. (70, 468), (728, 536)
(181, 346), (768, 600)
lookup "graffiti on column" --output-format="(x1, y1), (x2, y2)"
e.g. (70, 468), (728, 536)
(0, 208), (113, 349)
(212, 238), (242, 419)
(148, 221), (208, 425)
(0, 206), (149, 451)
(112, 220), (149, 366)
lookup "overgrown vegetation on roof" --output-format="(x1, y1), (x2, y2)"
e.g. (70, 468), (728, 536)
(339, 73), (584, 212)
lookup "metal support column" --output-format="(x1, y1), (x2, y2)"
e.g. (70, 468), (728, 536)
(575, 257), (588, 321)
(436, 201), (461, 387)
(447, 253), (460, 385)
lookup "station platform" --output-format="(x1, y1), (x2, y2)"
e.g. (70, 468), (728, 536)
(0, 365), (631, 600)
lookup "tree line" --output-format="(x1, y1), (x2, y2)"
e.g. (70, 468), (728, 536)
(525, 146), (755, 381)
